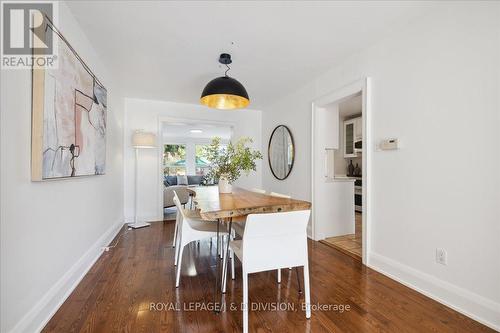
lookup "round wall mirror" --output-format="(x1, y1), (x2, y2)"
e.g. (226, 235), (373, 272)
(268, 125), (295, 180)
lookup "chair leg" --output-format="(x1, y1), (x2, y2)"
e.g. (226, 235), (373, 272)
(230, 230), (235, 259)
(296, 267), (302, 294)
(243, 271), (249, 333)
(231, 249), (235, 280)
(303, 264), (311, 319)
(218, 235), (222, 258)
(175, 243), (185, 288)
(174, 232), (182, 266)
(229, 229), (235, 280)
(277, 269), (281, 283)
(172, 214), (179, 248)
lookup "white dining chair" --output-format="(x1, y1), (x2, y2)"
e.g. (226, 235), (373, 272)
(269, 192), (293, 282)
(233, 190), (293, 283)
(172, 191), (197, 249)
(172, 206), (181, 248)
(222, 210), (312, 333)
(172, 191), (232, 288)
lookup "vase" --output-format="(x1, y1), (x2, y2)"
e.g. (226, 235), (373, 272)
(347, 160), (355, 177)
(218, 175), (232, 193)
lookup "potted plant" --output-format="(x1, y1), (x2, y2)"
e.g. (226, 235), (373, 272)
(204, 137), (262, 193)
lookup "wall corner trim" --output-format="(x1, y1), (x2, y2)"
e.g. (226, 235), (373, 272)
(368, 252), (500, 332)
(8, 218), (126, 333)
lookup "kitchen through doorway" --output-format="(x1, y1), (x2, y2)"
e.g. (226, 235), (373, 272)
(322, 93), (363, 260)
(311, 78), (371, 265)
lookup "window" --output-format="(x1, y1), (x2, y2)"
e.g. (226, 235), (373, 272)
(194, 143), (228, 176)
(163, 144), (186, 175)
(195, 144), (211, 176)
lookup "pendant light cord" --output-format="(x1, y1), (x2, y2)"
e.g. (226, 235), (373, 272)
(224, 64), (231, 77)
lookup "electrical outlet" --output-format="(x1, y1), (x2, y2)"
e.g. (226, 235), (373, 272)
(436, 248), (447, 265)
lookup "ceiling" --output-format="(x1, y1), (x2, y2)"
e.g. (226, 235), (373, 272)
(339, 93), (362, 117)
(162, 121), (232, 141)
(67, 1), (437, 109)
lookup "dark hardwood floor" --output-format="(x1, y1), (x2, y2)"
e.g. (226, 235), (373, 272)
(43, 221), (494, 333)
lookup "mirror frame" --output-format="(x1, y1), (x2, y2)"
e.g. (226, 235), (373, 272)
(268, 125), (295, 180)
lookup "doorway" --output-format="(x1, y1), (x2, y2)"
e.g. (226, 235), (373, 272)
(322, 93), (363, 260)
(311, 78), (371, 265)
(157, 117), (234, 221)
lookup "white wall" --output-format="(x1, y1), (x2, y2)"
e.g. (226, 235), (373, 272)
(124, 98), (263, 222)
(0, 3), (125, 332)
(262, 3), (500, 330)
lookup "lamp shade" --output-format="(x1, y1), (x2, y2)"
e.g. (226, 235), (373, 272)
(200, 76), (250, 110)
(132, 131), (156, 148)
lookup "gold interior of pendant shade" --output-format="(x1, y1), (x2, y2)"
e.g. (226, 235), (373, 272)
(200, 94), (250, 110)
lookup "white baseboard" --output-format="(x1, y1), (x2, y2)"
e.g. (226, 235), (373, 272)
(368, 252), (500, 332)
(8, 218), (126, 333)
(124, 214), (163, 224)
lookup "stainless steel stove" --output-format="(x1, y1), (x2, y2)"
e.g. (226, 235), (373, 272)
(354, 177), (362, 212)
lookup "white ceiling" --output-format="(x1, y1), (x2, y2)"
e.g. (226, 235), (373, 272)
(339, 93), (362, 117)
(162, 121), (232, 141)
(67, 1), (437, 109)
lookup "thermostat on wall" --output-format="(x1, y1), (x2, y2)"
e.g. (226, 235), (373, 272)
(379, 138), (399, 150)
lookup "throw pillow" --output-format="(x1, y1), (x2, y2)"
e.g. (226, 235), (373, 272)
(187, 175), (203, 185)
(165, 176), (177, 186)
(177, 175), (188, 185)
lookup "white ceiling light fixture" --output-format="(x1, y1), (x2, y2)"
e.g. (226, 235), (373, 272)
(189, 129), (203, 133)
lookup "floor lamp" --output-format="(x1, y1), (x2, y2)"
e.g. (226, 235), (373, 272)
(130, 130), (157, 229)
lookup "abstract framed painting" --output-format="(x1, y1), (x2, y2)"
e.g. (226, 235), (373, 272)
(31, 15), (107, 181)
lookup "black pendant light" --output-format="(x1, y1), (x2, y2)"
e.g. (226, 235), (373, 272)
(200, 53), (250, 110)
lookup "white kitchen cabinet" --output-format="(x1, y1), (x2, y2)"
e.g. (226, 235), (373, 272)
(344, 119), (356, 157)
(344, 117), (362, 158)
(354, 117), (362, 141)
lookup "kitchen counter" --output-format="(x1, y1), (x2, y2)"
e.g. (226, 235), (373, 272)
(332, 175), (357, 182)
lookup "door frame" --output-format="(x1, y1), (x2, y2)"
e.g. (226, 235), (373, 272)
(311, 77), (372, 265)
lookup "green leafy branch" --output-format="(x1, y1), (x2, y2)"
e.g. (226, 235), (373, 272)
(204, 137), (263, 184)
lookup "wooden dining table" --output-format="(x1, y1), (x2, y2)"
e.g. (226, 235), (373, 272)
(186, 186), (311, 313)
(189, 185), (311, 220)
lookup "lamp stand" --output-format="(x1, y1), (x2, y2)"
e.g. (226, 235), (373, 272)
(129, 147), (151, 229)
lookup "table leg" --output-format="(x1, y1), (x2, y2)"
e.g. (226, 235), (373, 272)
(221, 218), (232, 299)
(214, 219), (220, 313)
